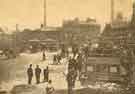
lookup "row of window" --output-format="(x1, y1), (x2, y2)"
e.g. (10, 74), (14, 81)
(87, 64), (120, 73)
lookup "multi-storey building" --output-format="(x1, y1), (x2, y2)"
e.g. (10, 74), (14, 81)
(62, 18), (101, 46)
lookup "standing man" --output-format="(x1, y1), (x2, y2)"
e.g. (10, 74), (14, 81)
(43, 51), (46, 61)
(57, 54), (61, 64)
(72, 45), (78, 58)
(43, 66), (49, 82)
(68, 58), (73, 71)
(27, 64), (33, 84)
(76, 54), (83, 79)
(66, 69), (74, 94)
(53, 55), (57, 65)
(35, 65), (41, 84)
(83, 46), (89, 60)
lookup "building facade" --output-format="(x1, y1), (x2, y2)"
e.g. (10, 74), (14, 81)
(62, 18), (101, 46)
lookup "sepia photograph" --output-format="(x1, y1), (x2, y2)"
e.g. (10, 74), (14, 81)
(0, 0), (134, 94)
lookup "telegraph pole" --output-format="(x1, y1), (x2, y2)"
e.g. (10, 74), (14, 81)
(111, 0), (114, 22)
(44, 0), (47, 28)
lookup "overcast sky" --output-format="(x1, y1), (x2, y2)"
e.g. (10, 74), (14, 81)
(0, 0), (133, 30)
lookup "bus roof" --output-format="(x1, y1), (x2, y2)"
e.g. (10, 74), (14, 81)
(87, 57), (120, 65)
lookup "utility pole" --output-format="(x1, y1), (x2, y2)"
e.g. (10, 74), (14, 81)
(43, 0), (47, 29)
(111, 0), (114, 22)
(13, 24), (19, 58)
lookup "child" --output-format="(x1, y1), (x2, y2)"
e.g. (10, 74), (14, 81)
(46, 80), (55, 94)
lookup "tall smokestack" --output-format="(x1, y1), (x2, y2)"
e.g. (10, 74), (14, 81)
(111, 0), (114, 22)
(44, 0), (46, 28)
(16, 24), (19, 32)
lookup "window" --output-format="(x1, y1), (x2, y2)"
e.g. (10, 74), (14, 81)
(96, 64), (108, 73)
(87, 66), (94, 72)
(110, 66), (118, 73)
